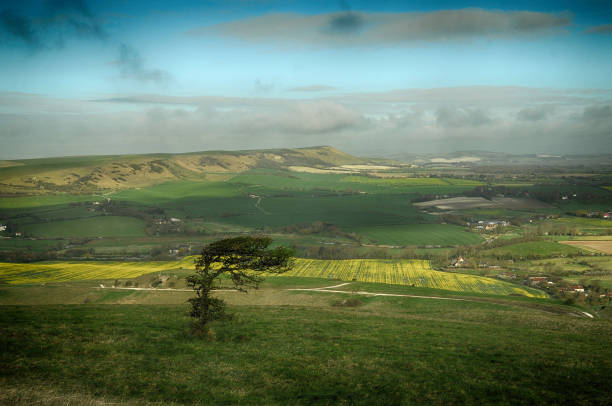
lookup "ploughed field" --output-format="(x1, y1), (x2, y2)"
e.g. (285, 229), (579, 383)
(0, 257), (544, 297)
(560, 240), (612, 254)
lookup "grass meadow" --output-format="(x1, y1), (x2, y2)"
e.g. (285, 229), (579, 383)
(356, 224), (483, 246)
(20, 216), (147, 238)
(1, 283), (610, 405)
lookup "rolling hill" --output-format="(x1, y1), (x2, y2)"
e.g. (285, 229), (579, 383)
(0, 146), (367, 195)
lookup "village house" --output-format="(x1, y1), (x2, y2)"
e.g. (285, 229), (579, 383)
(559, 285), (585, 294)
(450, 256), (465, 267)
(472, 220), (509, 231)
(528, 276), (548, 287)
(497, 272), (516, 280)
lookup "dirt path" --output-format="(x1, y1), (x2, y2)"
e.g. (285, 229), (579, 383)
(95, 285), (237, 292)
(97, 283), (594, 319)
(287, 283), (595, 318)
(288, 283), (470, 301)
(254, 197), (270, 215)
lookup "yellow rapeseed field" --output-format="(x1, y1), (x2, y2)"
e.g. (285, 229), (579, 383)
(0, 257), (544, 297)
(0, 257), (194, 285)
(277, 258), (545, 297)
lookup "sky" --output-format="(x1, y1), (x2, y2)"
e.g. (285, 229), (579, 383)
(1, 0), (611, 159)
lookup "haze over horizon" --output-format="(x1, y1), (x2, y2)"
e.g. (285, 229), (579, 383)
(1, 0), (611, 160)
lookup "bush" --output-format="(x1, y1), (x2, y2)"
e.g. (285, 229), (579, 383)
(332, 298), (363, 307)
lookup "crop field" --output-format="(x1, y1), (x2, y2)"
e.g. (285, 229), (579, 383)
(414, 196), (552, 211)
(559, 240), (612, 254)
(342, 175), (483, 187)
(274, 258), (545, 297)
(0, 257), (543, 297)
(0, 257), (194, 285)
(483, 241), (583, 258)
(356, 223), (483, 246)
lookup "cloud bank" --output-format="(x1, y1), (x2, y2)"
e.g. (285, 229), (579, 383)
(1, 87), (611, 159)
(189, 9), (572, 46)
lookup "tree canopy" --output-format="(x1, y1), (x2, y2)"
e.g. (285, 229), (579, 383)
(187, 236), (294, 332)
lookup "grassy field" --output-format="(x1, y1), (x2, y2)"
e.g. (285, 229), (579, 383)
(0, 194), (98, 210)
(20, 216), (147, 238)
(0, 285), (610, 405)
(356, 224), (483, 246)
(0, 239), (60, 252)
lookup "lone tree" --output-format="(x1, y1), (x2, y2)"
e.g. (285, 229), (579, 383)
(186, 236), (294, 332)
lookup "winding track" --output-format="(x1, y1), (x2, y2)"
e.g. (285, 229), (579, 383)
(96, 282), (594, 318)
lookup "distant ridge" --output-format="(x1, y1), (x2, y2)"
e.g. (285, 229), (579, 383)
(0, 146), (366, 195)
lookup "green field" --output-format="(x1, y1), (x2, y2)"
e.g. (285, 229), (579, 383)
(356, 224), (483, 246)
(0, 194), (97, 210)
(0, 283), (609, 405)
(20, 216), (147, 238)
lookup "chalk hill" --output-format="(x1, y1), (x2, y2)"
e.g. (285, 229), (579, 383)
(0, 146), (365, 194)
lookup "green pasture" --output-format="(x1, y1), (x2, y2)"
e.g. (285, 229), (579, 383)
(0, 194), (97, 209)
(355, 224), (483, 246)
(141, 192), (428, 230)
(20, 216), (146, 238)
(229, 170), (480, 195)
(0, 155), (122, 179)
(0, 239), (60, 252)
(1, 283), (610, 405)
(112, 180), (240, 204)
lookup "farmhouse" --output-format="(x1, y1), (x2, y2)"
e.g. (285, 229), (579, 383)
(450, 256), (465, 267)
(528, 276), (548, 286)
(559, 285), (585, 293)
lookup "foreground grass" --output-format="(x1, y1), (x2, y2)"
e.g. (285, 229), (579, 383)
(1, 293), (611, 405)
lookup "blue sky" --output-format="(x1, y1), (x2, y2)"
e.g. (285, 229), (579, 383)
(1, 0), (611, 158)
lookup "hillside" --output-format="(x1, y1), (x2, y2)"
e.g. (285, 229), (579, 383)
(0, 146), (366, 195)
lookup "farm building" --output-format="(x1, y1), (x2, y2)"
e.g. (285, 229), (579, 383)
(528, 277), (548, 286)
(450, 256), (465, 267)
